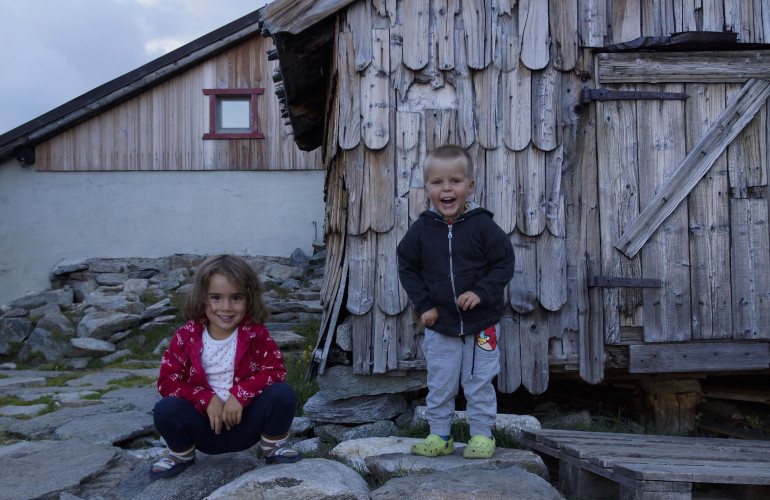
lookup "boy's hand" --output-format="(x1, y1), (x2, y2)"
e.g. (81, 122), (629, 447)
(421, 307), (438, 327)
(222, 394), (243, 430)
(457, 291), (480, 310)
(206, 396), (225, 434)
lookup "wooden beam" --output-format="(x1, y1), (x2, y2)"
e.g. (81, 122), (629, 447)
(597, 51), (770, 84)
(615, 79), (770, 258)
(629, 342), (770, 373)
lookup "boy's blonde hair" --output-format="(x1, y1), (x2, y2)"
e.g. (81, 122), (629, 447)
(183, 254), (270, 324)
(423, 145), (474, 184)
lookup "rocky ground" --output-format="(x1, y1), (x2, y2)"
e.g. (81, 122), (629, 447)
(0, 250), (568, 499)
(0, 364), (563, 500)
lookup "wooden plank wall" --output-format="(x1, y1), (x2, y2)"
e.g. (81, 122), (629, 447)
(35, 35), (321, 171)
(313, 0), (770, 392)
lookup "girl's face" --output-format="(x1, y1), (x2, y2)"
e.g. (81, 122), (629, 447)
(204, 273), (247, 340)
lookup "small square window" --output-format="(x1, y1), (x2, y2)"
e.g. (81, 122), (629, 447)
(203, 88), (265, 140)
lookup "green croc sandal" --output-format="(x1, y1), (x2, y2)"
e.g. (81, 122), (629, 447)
(463, 435), (496, 459)
(411, 434), (454, 457)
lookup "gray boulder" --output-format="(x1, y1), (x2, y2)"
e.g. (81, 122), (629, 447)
(303, 392), (408, 424)
(35, 308), (75, 335)
(318, 364), (427, 400)
(0, 440), (117, 500)
(54, 409), (155, 444)
(70, 337), (117, 357)
(77, 311), (141, 339)
(0, 318), (31, 355)
(315, 420), (397, 442)
(206, 458), (370, 500)
(371, 464), (564, 500)
(19, 328), (73, 362)
(141, 298), (177, 320)
(114, 451), (261, 500)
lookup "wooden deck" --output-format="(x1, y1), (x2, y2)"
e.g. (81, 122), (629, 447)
(520, 429), (770, 499)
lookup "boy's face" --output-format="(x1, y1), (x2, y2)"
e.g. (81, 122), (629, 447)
(424, 157), (474, 219)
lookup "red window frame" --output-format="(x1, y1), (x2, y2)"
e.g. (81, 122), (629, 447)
(202, 88), (265, 140)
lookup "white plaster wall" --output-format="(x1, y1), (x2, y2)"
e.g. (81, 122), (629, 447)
(0, 161), (325, 306)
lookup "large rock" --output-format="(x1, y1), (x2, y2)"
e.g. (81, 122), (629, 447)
(370, 464), (564, 500)
(206, 458), (370, 500)
(318, 364), (427, 400)
(54, 409), (155, 444)
(7, 288), (74, 310)
(365, 446), (550, 480)
(84, 291), (146, 314)
(35, 308), (75, 335)
(114, 450), (261, 500)
(303, 392), (408, 424)
(70, 337), (117, 357)
(263, 262), (303, 281)
(141, 298), (177, 320)
(331, 436), (422, 474)
(77, 311), (142, 340)
(0, 318), (31, 355)
(0, 440), (117, 500)
(315, 420), (397, 443)
(413, 406), (541, 439)
(19, 328), (73, 362)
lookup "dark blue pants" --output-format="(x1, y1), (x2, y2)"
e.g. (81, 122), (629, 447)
(153, 382), (297, 455)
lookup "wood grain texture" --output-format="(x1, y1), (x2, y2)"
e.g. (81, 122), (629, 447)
(637, 84), (691, 343)
(337, 32), (362, 150)
(402, 0), (430, 70)
(360, 28), (391, 150)
(519, 0), (550, 70)
(548, 0), (578, 71)
(516, 146), (547, 236)
(686, 83), (732, 340)
(502, 62), (532, 151)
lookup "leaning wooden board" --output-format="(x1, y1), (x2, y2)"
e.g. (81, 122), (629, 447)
(521, 428), (770, 498)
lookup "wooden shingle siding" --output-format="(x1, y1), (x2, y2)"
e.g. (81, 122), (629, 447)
(292, 0), (770, 389)
(36, 35), (320, 171)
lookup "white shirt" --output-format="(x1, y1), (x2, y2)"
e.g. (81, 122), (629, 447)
(201, 326), (238, 402)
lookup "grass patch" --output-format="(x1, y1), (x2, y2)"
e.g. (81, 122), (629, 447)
(283, 318), (321, 416)
(42, 372), (84, 387)
(109, 374), (157, 389)
(0, 394), (57, 417)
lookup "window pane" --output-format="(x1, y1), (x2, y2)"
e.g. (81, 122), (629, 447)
(219, 98), (251, 130)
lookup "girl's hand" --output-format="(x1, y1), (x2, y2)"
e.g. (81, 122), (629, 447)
(421, 307), (438, 327)
(457, 291), (480, 310)
(222, 395), (243, 430)
(206, 396), (225, 434)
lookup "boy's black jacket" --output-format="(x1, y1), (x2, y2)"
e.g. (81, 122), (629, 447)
(397, 205), (515, 337)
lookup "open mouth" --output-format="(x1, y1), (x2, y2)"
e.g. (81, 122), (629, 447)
(440, 197), (456, 206)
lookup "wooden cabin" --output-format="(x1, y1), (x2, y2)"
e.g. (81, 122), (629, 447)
(0, 11), (323, 306)
(260, 0), (770, 430)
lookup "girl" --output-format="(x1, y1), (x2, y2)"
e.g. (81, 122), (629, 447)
(150, 254), (301, 479)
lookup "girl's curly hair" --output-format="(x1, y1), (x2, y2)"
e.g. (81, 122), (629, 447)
(182, 254), (270, 324)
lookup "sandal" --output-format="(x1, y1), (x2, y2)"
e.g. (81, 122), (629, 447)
(263, 441), (303, 464)
(411, 434), (454, 457)
(149, 452), (195, 479)
(463, 435), (495, 459)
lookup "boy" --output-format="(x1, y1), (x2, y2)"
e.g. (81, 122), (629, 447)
(397, 144), (515, 459)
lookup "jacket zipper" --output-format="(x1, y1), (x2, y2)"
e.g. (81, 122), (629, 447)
(446, 223), (465, 336)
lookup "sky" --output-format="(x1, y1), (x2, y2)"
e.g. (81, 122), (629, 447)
(0, 0), (269, 135)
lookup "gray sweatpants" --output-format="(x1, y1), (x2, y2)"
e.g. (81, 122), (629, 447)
(424, 326), (500, 438)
